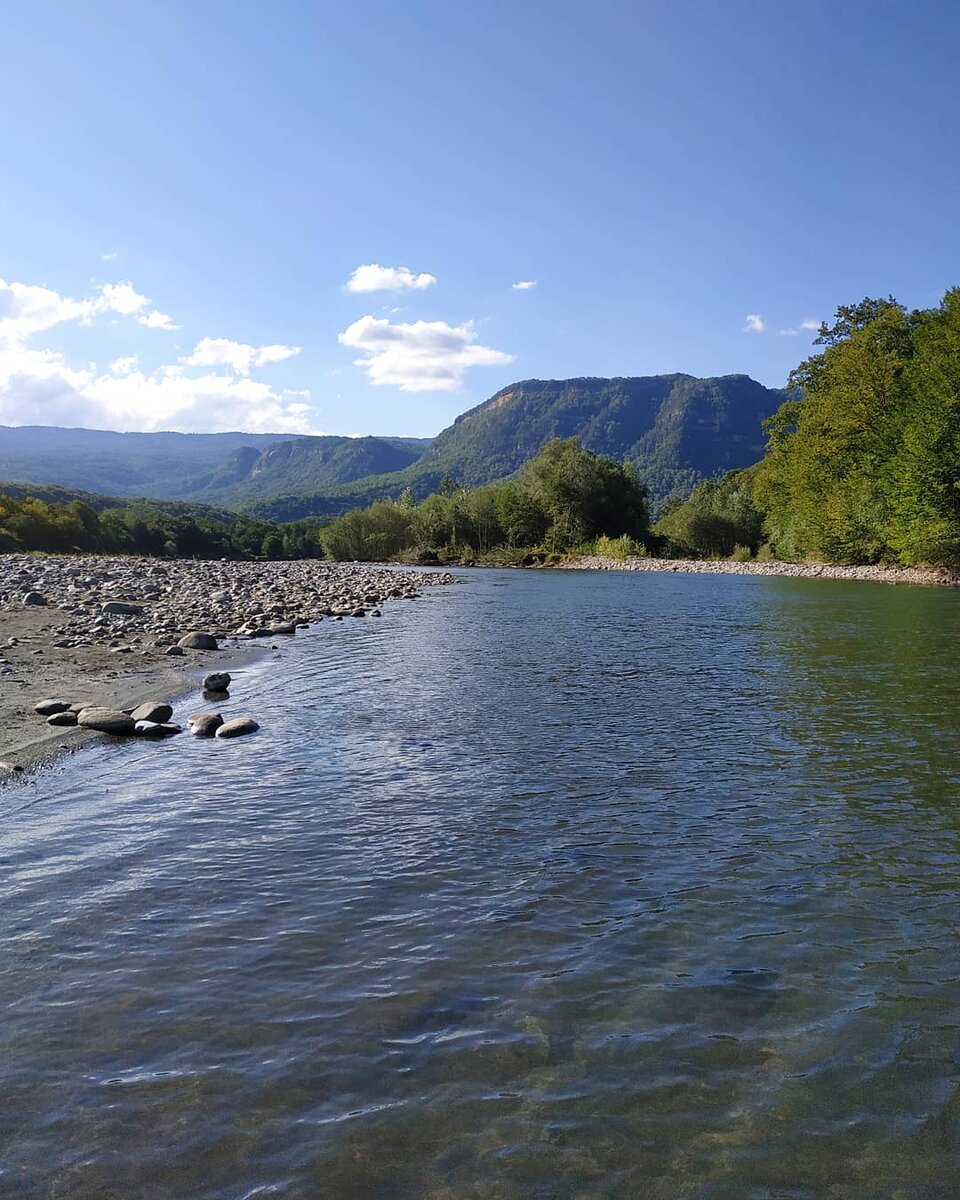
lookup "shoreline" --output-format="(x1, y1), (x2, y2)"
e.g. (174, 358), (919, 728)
(563, 554), (960, 587)
(0, 554), (454, 783)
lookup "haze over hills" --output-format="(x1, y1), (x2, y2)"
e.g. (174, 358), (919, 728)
(0, 373), (784, 518)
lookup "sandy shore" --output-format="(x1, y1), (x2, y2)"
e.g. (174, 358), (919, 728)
(567, 554), (960, 587)
(0, 554), (454, 781)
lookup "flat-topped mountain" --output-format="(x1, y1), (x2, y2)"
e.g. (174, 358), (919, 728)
(414, 373), (783, 501)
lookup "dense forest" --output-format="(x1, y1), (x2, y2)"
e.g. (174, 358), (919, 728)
(661, 289), (960, 564)
(0, 490), (323, 560)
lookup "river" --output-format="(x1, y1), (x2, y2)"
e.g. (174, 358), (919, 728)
(1, 568), (958, 1198)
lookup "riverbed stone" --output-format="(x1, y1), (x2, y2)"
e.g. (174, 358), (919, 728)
(102, 601), (143, 616)
(215, 716), (260, 738)
(178, 632), (219, 650)
(77, 707), (136, 734)
(130, 701), (174, 723)
(134, 720), (167, 737)
(35, 699), (71, 716)
(203, 672), (231, 692)
(47, 710), (78, 726)
(188, 711), (223, 737)
(22, 592), (46, 606)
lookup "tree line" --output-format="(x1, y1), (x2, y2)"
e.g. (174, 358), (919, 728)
(0, 493), (323, 560)
(321, 438), (651, 561)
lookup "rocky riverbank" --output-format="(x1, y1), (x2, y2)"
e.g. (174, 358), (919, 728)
(0, 555), (455, 778)
(568, 554), (960, 586)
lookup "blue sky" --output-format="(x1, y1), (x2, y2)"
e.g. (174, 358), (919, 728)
(0, 0), (957, 437)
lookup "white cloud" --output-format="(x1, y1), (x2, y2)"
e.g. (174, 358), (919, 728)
(136, 309), (179, 330)
(344, 263), (437, 293)
(0, 274), (314, 434)
(0, 277), (176, 345)
(101, 251), (120, 262)
(779, 318), (822, 337)
(338, 314), (513, 392)
(743, 313), (766, 333)
(512, 280), (537, 291)
(181, 337), (300, 376)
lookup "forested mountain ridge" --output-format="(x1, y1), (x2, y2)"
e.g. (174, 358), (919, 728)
(414, 374), (783, 500)
(0, 374), (783, 519)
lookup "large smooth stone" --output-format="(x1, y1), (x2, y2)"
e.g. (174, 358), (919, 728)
(35, 699), (71, 716)
(77, 707), (136, 734)
(131, 701), (174, 723)
(102, 601), (143, 616)
(203, 672), (231, 692)
(22, 592), (46, 606)
(188, 712), (223, 737)
(47, 710), (78, 727)
(215, 717), (260, 739)
(178, 632), (219, 650)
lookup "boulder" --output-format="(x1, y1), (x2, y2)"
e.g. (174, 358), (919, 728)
(178, 632), (219, 651)
(165, 645), (185, 656)
(188, 712), (223, 737)
(215, 717), (260, 739)
(101, 601), (143, 616)
(130, 701), (174, 724)
(22, 592), (46, 606)
(203, 672), (231, 692)
(77, 707), (136, 734)
(35, 699), (71, 716)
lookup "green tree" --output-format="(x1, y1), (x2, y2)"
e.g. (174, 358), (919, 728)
(520, 438), (650, 549)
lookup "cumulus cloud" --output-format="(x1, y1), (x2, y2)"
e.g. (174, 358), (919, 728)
(512, 280), (537, 291)
(0, 277), (176, 344)
(181, 337), (301, 376)
(344, 263), (437, 293)
(136, 309), (179, 330)
(743, 313), (766, 333)
(338, 314), (513, 392)
(0, 274), (313, 434)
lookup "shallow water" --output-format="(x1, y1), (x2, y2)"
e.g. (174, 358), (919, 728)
(1, 568), (959, 1199)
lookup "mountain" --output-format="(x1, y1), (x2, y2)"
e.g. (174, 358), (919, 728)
(0, 374), (783, 520)
(0, 425), (430, 501)
(416, 374), (782, 500)
(245, 374), (786, 520)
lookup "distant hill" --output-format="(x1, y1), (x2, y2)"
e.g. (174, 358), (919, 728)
(0, 425), (429, 501)
(0, 374), (783, 521)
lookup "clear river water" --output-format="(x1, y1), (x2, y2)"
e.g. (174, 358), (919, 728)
(1, 567), (959, 1199)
